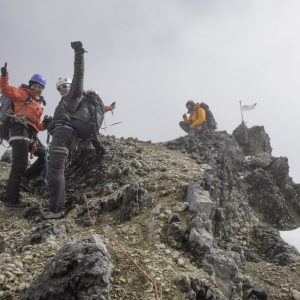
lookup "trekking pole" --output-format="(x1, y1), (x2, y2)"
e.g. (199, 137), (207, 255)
(101, 122), (123, 130)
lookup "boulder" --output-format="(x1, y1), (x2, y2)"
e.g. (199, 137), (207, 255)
(22, 234), (113, 300)
(185, 182), (214, 219)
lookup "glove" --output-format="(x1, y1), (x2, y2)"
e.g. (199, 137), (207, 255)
(183, 113), (187, 119)
(111, 102), (116, 110)
(1, 62), (7, 76)
(71, 41), (85, 52)
(42, 115), (53, 129)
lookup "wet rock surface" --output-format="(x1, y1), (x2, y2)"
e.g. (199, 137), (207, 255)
(0, 125), (299, 299)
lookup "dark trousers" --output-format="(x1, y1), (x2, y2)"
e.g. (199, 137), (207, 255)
(47, 127), (76, 213)
(179, 121), (190, 133)
(6, 123), (46, 203)
(179, 121), (206, 135)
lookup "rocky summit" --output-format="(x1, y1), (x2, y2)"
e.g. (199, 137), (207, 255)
(0, 123), (300, 300)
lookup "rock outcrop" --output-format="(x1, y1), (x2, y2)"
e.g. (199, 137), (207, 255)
(22, 234), (112, 300)
(0, 122), (299, 300)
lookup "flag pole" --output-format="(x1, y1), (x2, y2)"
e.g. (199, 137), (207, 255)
(239, 100), (244, 124)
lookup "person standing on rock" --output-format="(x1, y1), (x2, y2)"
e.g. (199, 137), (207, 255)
(43, 41), (115, 219)
(179, 100), (206, 135)
(0, 63), (48, 208)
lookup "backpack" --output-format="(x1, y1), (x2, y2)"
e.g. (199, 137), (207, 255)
(199, 102), (217, 130)
(0, 95), (13, 142)
(70, 91), (105, 140)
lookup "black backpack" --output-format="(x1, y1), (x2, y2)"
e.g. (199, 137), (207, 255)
(0, 95), (13, 142)
(199, 102), (217, 130)
(70, 91), (105, 140)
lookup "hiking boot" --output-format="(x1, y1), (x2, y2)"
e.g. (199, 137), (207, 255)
(5, 200), (29, 208)
(42, 210), (65, 220)
(20, 177), (34, 193)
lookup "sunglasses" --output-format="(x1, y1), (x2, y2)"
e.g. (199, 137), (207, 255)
(31, 83), (44, 90)
(57, 84), (70, 91)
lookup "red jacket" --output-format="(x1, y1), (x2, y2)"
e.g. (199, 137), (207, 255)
(0, 74), (45, 131)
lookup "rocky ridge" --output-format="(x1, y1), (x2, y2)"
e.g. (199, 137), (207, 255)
(0, 122), (299, 299)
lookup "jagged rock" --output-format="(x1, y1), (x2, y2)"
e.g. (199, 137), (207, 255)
(268, 157), (289, 187)
(251, 225), (295, 265)
(167, 214), (187, 248)
(0, 149), (12, 163)
(25, 223), (67, 245)
(246, 152), (273, 169)
(203, 251), (241, 299)
(242, 277), (268, 300)
(22, 234), (112, 300)
(188, 226), (214, 257)
(0, 127), (295, 300)
(177, 276), (219, 300)
(233, 123), (272, 155)
(185, 182), (214, 218)
(78, 184), (145, 225)
(119, 182), (143, 221)
(246, 169), (293, 227)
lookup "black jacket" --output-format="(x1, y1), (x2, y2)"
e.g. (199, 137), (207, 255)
(49, 49), (85, 131)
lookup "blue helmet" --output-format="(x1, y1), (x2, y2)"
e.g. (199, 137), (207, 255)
(29, 74), (46, 88)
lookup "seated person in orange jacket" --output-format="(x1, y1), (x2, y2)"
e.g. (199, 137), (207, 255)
(179, 100), (206, 134)
(0, 62), (47, 208)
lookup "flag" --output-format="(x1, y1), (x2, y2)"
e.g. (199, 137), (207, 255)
(241, 103), (257, 111)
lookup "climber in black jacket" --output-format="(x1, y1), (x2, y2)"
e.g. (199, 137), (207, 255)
(43, 41), (86, 219)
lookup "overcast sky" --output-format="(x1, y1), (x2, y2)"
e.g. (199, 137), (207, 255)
(1, 0), (300, 182)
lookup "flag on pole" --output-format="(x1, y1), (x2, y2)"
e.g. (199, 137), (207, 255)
(241, 103), (257, 111)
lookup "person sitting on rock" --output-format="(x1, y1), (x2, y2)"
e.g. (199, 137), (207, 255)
(179, 100), (206, 135)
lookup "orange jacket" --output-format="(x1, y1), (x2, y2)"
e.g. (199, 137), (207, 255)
(183, 103), (206, 128)
(0, 74), (45, 131)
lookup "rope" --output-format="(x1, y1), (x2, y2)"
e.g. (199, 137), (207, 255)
(84, 196), (160, 300)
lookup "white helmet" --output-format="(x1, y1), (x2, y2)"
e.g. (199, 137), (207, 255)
(56, 77), (72, 89)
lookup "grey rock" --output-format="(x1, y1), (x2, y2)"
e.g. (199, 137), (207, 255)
(177, 276), (219, 300)
(246, 169), (293, 228)
(233, 123), (272, 155)
(268, 157), (289, 187)
(242, 277), (268, 300)
(22, 234), (113, 300)
(251, 225), (295, 265)
(25, 223), (67, 245)
(119, 183), (143, 221)
(1, 149), (12, 163)
(203, 252), (241, 299)
(189, 227), (213, 257)
(247, 152), (273, 169)
(185, 182), (214, 219)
